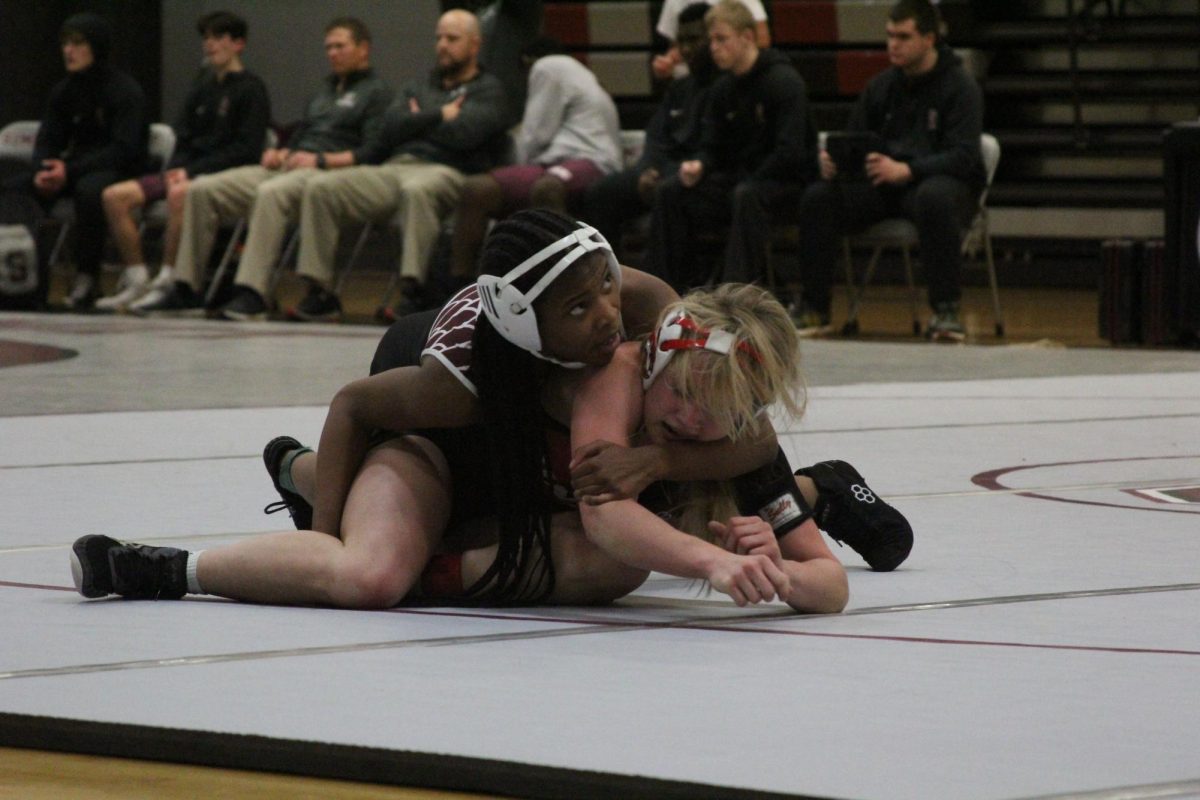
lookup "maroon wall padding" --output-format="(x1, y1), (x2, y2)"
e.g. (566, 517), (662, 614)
(772, 1), (838, 44)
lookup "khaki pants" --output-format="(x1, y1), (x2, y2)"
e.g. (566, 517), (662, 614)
(296, 155), (465, 289)
(175, 165), (318, 295)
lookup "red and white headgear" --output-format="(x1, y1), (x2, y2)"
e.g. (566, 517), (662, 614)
(477, 222), (620, 368)
(641, 309), (762, 390)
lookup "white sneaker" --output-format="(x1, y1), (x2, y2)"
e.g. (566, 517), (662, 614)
(128, 283), (172, 314)
(95, 265), (151, 311)
(148, 265), (175, 289)
(62, 273), (96, 310)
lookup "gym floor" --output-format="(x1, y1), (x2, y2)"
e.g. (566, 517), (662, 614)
(2, 281), (1199, 800)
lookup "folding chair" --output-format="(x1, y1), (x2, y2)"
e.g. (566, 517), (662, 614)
(840, 133), (1004, 338)
(0, 120), (39, 163)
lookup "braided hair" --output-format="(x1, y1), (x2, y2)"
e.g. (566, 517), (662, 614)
(466, 208), (583, 604)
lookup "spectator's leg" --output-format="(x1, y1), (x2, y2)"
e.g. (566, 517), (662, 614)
(528, 174), (568, 213)
(645, 176), (691, 290)
(161, 178), (189, 267)
(724, 179), (802, 285)
(100, 178), (146, 267)
(176, 165), (267, 292)
(580, 167), (643, 251)
(71, 170), (122, 278)
(796, 180), (883, 315)
(296, 166), (398, 292)
(902, 175), (976, 309)
(449, 174), (504, 280)
(233, 169), (314, 297)
(395, 162), (465, 285)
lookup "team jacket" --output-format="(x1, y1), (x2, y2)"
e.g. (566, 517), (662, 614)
(169, 68), (271, 177)
(364, 69), (513, 174)
(287, 68), (394, 165)
(848, 43), (986, 192)
(697, 48), (816, 184)
(33, 63), (147, 179)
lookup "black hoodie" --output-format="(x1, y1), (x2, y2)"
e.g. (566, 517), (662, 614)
(33, 13), (147, 179)
(848, 42), (985, 192)
(696, 48), (817, 184)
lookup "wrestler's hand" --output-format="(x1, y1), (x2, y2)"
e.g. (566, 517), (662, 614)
(569, 440), (662, 504)
(706, 550), (790, 606)
(710, 516), (782, 566)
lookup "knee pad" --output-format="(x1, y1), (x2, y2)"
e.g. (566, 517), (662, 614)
(732, 447), (813, 538)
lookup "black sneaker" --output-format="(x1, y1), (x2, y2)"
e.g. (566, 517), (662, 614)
(795, 460), (913, 571)
(71, 534), (188, 599)
(262, 435), (313, 530)
(926, 301), (966, 343)
(286, 284), (342, 322)
(130, 281), (203, 316)
(219, 286), (269, 321)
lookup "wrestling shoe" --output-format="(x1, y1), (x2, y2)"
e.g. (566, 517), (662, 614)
(262, 435), (313, 530)
(71, 534), (188, 599)
(796, 460), (913, 571)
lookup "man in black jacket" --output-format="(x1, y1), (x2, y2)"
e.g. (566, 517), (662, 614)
(793, 0), (985, 341)
(95, 11), (270, 312)
(26, 13), (148, 309)
(644, 0), (815, 292)
(582, 2), (716, 260)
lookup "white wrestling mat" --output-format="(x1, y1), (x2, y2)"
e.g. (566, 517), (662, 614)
(1, 312), (1199, 799)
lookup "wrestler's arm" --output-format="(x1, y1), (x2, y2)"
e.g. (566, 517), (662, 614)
(713, 515), (848, 613)
(312, 358), (479, 536)
(577, 267), (776, 500)
(572, 344), (790, 606)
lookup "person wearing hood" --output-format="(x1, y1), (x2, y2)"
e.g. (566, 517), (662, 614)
(792, 0), (985, 342)
(582, 1), (719, 259)
(644, 0), (816, 293)
(29, 12), (148, 310)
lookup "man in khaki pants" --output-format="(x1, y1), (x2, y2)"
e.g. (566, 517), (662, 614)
(280, 9), (512, 323)
(132, 16), (392, 317)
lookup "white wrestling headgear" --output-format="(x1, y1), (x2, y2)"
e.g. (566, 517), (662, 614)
(642, 309), (763, 390)
(477, 222), (621, 368)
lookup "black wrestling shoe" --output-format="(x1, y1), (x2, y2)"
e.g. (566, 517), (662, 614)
(262, 435), (313, 530)
(71, 534), (188, 599)
(796, 460), (913, 572)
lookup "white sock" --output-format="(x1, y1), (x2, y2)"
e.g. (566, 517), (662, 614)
(186, 550), (206, 595)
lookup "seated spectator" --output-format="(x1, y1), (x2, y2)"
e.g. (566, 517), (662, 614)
(132, 17), (392, 317)
(14, 13), (148, 310)
(95, 11), (269, 312)
(792, 0), (985, 341)
(446, 38), (620, 294)
(651, 0), (769, 81)
(645, 0), (815, 292)
(281, 9), (512, 323)
(582, 2), (716, 260)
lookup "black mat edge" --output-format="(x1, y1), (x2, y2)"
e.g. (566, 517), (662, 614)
(0, 712), (834, 800)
